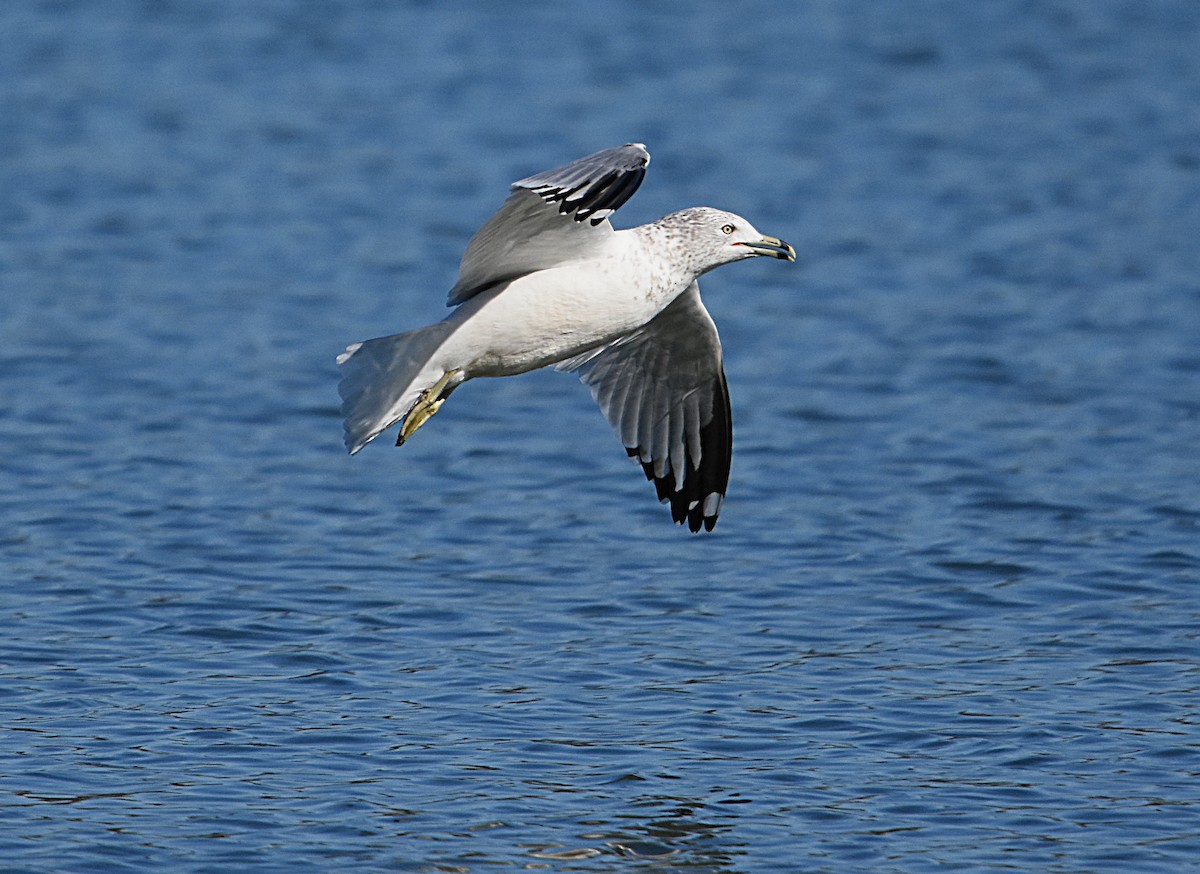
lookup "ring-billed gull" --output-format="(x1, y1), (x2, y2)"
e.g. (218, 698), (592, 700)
(337, 143), (794, 532)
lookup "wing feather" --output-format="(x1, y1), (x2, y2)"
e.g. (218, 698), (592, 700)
(558, 282), (732, 532)
(447, 143), (650, 306)
(516, 144), (648, 223)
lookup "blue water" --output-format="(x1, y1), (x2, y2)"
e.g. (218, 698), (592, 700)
(3, 1), (1199, 871)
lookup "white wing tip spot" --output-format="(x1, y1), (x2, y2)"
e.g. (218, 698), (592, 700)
(336, 342), (363, 366)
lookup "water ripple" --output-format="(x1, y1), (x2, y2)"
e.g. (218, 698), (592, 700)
(4, 1), (1200, 871)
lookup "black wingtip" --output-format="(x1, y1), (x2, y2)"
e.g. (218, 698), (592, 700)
(626, 446), (725, 534)
(514, 145), (649, 225)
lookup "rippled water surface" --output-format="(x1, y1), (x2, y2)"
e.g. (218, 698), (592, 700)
(3, 1), (1200, 871)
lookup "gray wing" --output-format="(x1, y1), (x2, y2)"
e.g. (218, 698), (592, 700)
(447, 143), (650, 306)
(557, 282), (732, 533)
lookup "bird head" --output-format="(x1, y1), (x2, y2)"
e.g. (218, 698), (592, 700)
(655, 207), (795, 275)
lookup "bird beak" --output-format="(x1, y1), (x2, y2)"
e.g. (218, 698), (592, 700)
(736, 235), (796, 262)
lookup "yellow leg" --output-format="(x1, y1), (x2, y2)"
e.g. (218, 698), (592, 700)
(397, 369), (460, 445)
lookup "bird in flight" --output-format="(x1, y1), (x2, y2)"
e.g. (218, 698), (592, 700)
(337, 143), (794, 532)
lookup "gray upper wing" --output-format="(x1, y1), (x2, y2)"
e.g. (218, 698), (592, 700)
(447, 143), (650, 306)
(557, 282), (732, 533)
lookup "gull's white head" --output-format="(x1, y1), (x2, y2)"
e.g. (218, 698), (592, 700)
(651, 207), (796, 277)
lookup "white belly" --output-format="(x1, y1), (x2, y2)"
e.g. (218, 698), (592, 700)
(438, 261), (674, 377)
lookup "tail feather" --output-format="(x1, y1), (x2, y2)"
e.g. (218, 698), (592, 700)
(337, 322), (456, 454)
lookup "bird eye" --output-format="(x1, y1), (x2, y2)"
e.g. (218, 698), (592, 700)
(721, 224), (735, 235)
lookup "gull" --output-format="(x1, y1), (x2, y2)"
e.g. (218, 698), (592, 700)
(337, 143), (794, 532)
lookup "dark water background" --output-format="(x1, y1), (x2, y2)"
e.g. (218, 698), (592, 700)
(3, 1), (1199, 871)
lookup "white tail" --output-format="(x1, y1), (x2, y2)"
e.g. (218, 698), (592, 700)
(337, 322), (457, 454)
